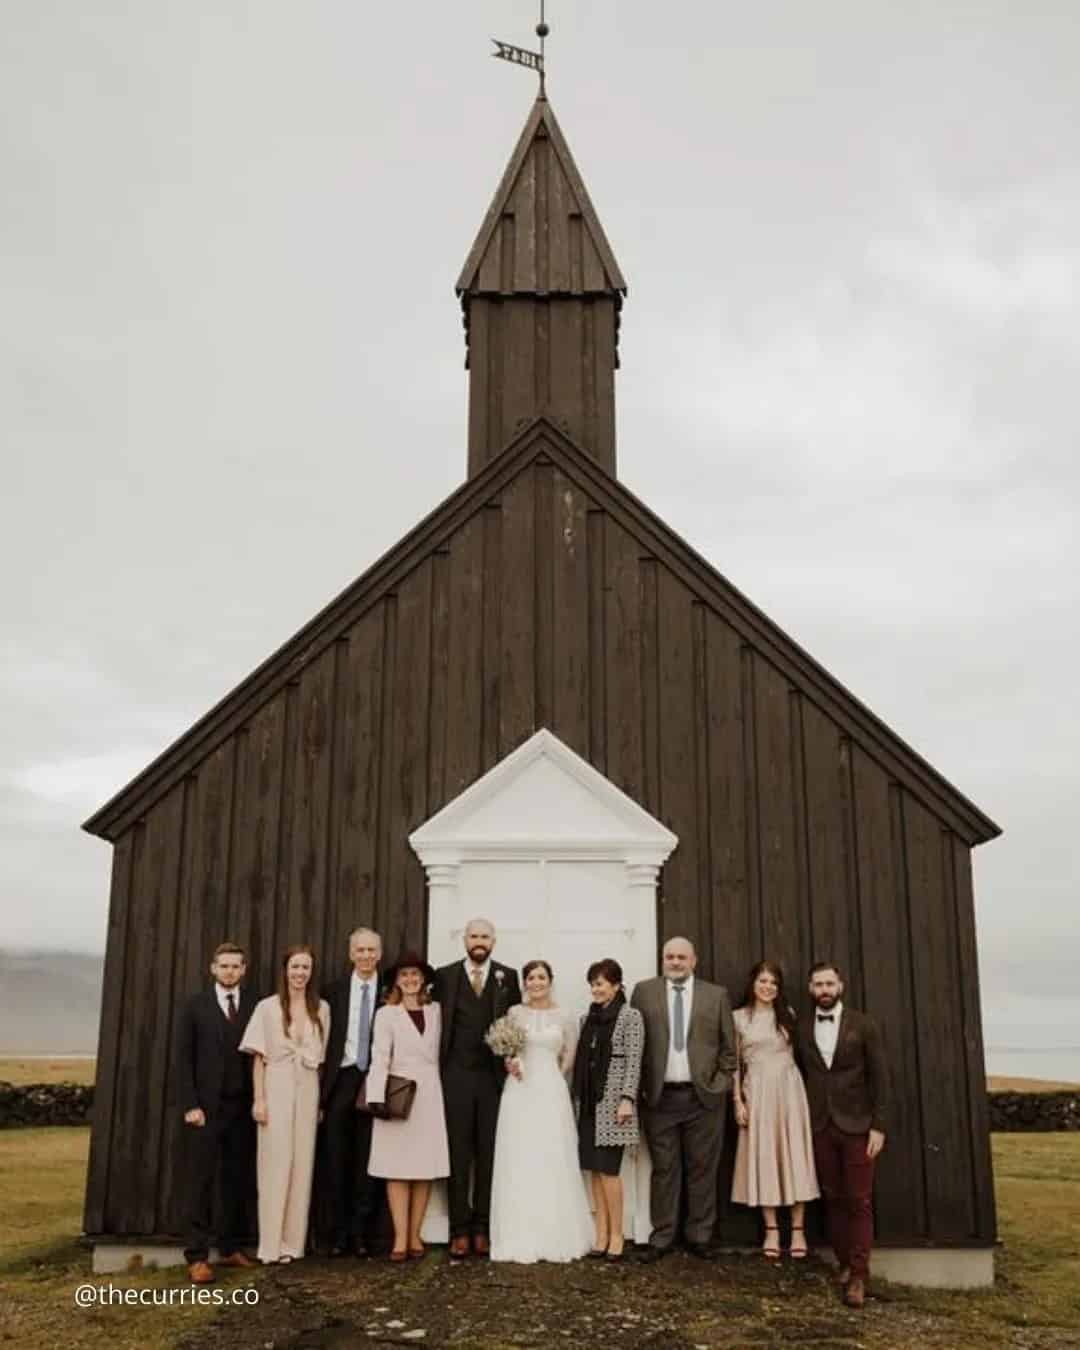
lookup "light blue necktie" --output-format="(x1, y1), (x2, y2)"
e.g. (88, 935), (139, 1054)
(672, 981), (686, 1053)
(355, 982), (371, 1072)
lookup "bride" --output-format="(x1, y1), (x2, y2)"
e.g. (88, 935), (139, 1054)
(489, 960), (594, 1263)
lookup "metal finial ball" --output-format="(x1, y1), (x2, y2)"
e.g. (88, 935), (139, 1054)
(536, 21), (549, 37)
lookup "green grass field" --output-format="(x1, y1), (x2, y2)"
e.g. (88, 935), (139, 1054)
(0, 1057), (97, 1086)
(0, 1128), (1077, 1348)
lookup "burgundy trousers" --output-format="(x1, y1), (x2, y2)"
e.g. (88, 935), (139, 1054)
(812, 1121), (876, 1278)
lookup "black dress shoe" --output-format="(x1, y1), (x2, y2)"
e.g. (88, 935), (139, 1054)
(351, 1239), (369, 1259)
(328, 1244), (348, 1259)
(685, 1242), (717, 1261)
(636, 1245), (670, 1264)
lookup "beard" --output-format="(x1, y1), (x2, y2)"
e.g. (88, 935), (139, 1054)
(813, 991), (839, 1010)
(467, 944), (491, 965)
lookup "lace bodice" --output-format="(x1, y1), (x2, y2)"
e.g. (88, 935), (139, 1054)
(508, 1005), (576, 1072)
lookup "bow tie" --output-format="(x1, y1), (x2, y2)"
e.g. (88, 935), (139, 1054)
(817, 1013), (835, 1023)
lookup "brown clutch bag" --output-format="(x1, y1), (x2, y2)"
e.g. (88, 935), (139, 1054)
(355, 1073), (417, 1121)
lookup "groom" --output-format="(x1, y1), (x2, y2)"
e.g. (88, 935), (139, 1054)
(434, 917), (521, 1259)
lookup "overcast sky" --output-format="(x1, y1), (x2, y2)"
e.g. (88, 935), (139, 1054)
(3, 2), (1077, 1055)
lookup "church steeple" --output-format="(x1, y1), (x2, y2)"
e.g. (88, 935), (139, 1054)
(457, 96), (627, 478)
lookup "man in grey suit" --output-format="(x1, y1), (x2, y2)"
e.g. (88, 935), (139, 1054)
(631, 936), (737, 1261)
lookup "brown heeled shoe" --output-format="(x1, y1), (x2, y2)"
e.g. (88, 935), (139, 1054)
(762, 1226), (781, 1260)
(389, 1249), (408, 1263)
(407, 1243), (425, 1260)
(789, 1226), (807, 1260)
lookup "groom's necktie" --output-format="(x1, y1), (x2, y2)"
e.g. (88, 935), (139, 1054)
(226, 992), (237, 1022)
(469, 966), (484, 996)
(672, 981), (687, 1053)
(355, 983), (371, 1072)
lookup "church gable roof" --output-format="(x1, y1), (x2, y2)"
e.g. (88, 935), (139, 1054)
(456, 96), (627, 299)
(84, 418), (1000, 846)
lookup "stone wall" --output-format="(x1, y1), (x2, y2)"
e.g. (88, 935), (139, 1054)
(0, 1081), (94, 1127)
(988, 1090), (1080, 1131)
(2, 1080), (1077, 1131)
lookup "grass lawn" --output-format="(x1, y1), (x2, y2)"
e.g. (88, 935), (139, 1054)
(0, 1129), (1077, 1348)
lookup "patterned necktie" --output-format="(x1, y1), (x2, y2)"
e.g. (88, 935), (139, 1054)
(226, 992), (237, 1022)
(470, 966), (484, 996)
(672, 981), (686, 1052)
(355, 983), (371, 1072)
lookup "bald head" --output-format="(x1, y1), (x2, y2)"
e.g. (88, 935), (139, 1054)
(662, 937), (697, 980)
(463, 917), (495, 965)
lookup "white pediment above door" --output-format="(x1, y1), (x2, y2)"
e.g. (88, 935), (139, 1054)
(409, 728), (678, 863)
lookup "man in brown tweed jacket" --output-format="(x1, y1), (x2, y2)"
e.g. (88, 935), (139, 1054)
(796, 960), (889, 1309)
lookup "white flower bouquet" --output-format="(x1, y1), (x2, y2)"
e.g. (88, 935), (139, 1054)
(485, 1015), (527, 1069)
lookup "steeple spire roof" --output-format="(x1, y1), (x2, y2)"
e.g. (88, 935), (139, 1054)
(457, 96), (628, 478)
(457, 95), (627, 303)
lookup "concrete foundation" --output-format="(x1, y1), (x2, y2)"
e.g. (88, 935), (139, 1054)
(92, 1240), (995, 1287)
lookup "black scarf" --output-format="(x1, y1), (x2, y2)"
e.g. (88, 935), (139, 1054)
(573, 990), (625, 1114)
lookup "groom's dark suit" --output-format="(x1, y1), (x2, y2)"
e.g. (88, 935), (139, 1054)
(175, 986), (258, 1265)
(434, 959), (521, 1240)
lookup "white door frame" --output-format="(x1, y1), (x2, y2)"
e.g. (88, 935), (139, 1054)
(409, 728), (678, 1244)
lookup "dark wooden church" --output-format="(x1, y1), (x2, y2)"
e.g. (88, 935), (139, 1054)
(83, 92), (1000, 1283)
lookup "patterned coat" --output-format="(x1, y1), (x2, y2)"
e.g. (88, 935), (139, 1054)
(578, 1003), (646, 1148)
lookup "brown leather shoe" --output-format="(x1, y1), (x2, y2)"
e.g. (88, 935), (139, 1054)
(844, 1276), (866, 1308)
(448, 1235), (470, 1260)
(188, 1261), (215, 1284)
(472, 1233), (490, 1258)
(217, 1251), (254, 1268)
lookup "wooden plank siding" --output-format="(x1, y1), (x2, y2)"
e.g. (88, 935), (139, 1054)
(85, 459), (995, 1249)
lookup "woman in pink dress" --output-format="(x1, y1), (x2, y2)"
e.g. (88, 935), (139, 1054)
(365, 951), (449, 1261)
(731, 960), (819, 1259)
(240, 945), (329, 1264)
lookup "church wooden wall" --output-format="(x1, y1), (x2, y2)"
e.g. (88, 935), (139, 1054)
(84, 459), (995, 1249)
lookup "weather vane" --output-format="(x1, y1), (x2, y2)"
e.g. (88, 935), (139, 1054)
(492, 0), (549, 98)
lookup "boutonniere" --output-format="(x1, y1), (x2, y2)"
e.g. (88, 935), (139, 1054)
(494, 969), (506, 989)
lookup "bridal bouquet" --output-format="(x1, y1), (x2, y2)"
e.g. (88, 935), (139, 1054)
(485, 1015), (527, 1068)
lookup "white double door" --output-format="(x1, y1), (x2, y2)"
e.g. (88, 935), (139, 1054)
(450, 857), (648, 1015)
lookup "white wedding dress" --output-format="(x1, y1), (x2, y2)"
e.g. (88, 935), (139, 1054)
(489, 1005), (595, 1263)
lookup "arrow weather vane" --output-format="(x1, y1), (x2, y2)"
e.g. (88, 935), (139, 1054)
(492, 0), (549, 98)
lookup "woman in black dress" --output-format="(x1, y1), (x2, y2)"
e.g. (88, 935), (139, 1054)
(572, 958), (645, 1261)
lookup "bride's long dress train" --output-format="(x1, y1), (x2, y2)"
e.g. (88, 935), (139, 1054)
(489, 1007), (594, 1263)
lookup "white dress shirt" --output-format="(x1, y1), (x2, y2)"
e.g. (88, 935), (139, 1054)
(341, 971), (380, 1068)
(814, 1000), (843, 1069)
(463, 956), (491, 992)
(215, 982), (241, 1019)
(664, 974), (694, 1083)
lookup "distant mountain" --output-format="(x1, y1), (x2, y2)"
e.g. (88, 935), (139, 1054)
(0, 949), (103, 1053)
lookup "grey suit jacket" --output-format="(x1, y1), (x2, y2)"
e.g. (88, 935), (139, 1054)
(631, 976), (737, 1111)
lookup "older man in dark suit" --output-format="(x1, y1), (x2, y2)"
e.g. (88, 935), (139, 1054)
(320, 927), (384, 1258)
(631, 935), (737, 1261)
(176, 941), (258, 1283)
(795, 960), (889, 1309)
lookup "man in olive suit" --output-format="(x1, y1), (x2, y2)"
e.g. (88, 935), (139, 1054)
(631, 935), (737, 1261)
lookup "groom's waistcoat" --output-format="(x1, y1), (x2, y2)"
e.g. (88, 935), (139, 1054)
(446, 972), (497, 1072)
